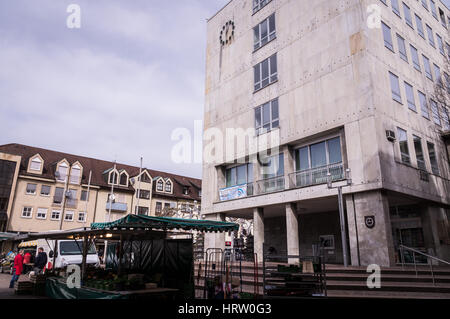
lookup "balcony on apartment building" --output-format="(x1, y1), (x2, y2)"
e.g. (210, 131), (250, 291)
(219, 162), (345, 201)
(219, 136), (345, 202)
(106, 201), (128, 213)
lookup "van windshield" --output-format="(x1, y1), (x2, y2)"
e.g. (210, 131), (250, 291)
(59, 241), (97, 256)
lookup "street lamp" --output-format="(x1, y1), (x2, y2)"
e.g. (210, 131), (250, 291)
(327, 168), (352, 267)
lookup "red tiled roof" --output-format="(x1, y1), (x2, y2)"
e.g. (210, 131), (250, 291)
(0, 143), (202, 201)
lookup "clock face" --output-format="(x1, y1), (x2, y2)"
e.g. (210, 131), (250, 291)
(220, 20), (235, 46)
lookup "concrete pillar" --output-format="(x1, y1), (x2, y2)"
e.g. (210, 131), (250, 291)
(204, 213), (226, 252)
(345, 191), (395, 267)
(424, 206), (450, 262)
(286, 203), (299, 264)
(284, 146), (295, 188)
(253, 207), (264, 263)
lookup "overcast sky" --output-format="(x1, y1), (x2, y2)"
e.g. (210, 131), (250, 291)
(0, 0), (229, 179)
(1, 0), (449, 179)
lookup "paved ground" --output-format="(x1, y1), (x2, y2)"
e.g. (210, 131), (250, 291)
(0, 273), (48, 299)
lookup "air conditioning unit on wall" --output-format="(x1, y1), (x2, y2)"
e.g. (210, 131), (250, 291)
(386, 130), (396, 142)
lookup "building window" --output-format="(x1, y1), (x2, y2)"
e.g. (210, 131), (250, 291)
(418, 91), (430, 119)
(415, 14), (425, 38)
(443, 107), (450, 130)
(183, 187), (189, 195)
(439, 8), (447, 27)
(437, 34), (445, 55)
(433, 64), (442, 85)
(403, 3), (413, 28)
(109, 171), (118, 185)
(64, 211), (74, 222)
(404, 82), (416, 111)
(155, 202), (162, 215)
(422, 55), (433, 80)
(81, 190), (89, 201)
(78, 212), (86, 223)
(295, 137), (343, 172)
(136, 206), (149, 215)
(255, 98), (279, 135)
(427, 142), (440, 175)
(40, 185), (51, 196)
(413, 136), (426, 171)
(430, 99), (441, 125)
(397, 34), (408, 62)
(53, 187), (64, 204)
(253, 0), (272, 14)
(253, 13), (276, 50)
(426, 24), (435, 47)
(165, 181), (172, 193)
(56, 162), (69, 182)
(139, 173), (151, 183)
(156, 180), (164, 191)
(430, 0), (438, 19)
(410, 45), (421, 71)
(36, 208), (47, 220)
(389, 72), (402, 103)
(397, 128), (410, 164)
(21, 207), (32, 219)
(226, 163), (254, 190)
(51, 210), (61, 221)
(382, 22), (394, 51)
(66, 189), (77, 207)
(261, 153), (284, 179)
(137, 190), (150, 199)
(254, 54), (277, 91)
(119, 172), (128, 186)
(29, 157), (42, 171)
(26, 183), (37, 195)
(70, 164), (81, 184)
(421, 0), (428, 11)
(391, 0), (401, 17)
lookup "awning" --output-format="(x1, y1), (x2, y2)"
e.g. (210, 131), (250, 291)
(18, 240), (38, 248)
(91, 214), (238, 233)
(0, 232), (16, 241)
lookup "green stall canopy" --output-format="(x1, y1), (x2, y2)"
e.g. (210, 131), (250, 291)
(91, 214), (239, 233)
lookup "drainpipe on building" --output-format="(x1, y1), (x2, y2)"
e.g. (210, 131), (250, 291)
(136, 157), (143, 215)
(83, 170), (92, 228)
(59, 170), (71, 231)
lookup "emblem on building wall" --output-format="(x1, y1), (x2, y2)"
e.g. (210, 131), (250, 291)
(365, 216), (376, 229)
(220, 20), (235, 46)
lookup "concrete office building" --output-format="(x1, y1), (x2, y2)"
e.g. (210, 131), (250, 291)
(202, 0), (450, 266)
(0, 144), (201, 236)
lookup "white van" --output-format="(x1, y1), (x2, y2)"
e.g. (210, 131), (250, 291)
(19, 239), (100, 269)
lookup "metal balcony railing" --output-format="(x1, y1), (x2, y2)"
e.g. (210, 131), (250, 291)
(288, 163), (344, 189)
(256, 175), (285, 194)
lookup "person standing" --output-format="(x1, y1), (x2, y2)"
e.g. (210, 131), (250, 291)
(23, 251), (31, 273)
(33, 247), (47, 274)
(9, 250), (24, 288)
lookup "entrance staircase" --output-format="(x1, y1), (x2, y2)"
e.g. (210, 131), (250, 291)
(193, 262), (450, 299)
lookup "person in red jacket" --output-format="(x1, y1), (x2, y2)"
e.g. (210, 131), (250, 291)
(9, 250), (24, 288)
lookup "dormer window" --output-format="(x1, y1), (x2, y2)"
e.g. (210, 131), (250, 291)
(119, 172), (128, 186)
(139, 172), (152, 183)
(109, 171), (118, 185)
(156, 180), (164, 191)
(165, 180), (172, 193)
(70, 164), (82, 184)
(56, 162), (69, 182)
(29, 157), (42, 171)
(183, 187), (189, 195)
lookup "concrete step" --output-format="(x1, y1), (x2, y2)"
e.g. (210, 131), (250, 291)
(327, 290), (450, 299)
(326, 280), (450, 293)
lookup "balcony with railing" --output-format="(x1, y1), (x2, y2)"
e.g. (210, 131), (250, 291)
(106, 201), (128, 213)
(255, 175), (285, 194)
(288, 163), (344, 189)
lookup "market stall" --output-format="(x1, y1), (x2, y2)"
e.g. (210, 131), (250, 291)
(11, 214), (238, 299)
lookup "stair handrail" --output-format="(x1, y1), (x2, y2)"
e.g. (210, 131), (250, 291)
(399, 245), (450, 266)
(399, 244), (450, 286)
